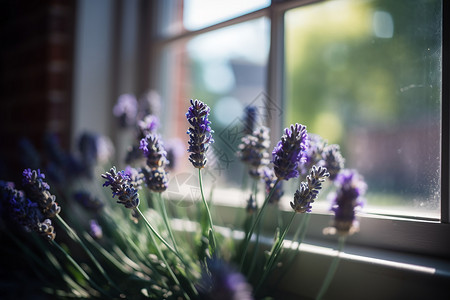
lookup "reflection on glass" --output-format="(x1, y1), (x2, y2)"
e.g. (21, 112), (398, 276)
(158, 18), (270, 189)
(285, 0), (442, 218)
(184, 0), (270, 30)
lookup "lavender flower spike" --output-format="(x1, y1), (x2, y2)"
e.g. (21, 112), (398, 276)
(139, 134), (169, 192)
(291, 165), (330, 213)
(102, 167), (140, 209)
(238, 126), (270, 178)
(139, 133), (168, 168)
(22, 169), (60, 218)
(141, 167), (168, 193)
(263, 168), (284, 204)
(2, 180), (56, 240)
(327, 169), (366, 236)
(198, 258), (254, 300)
(186, 99), (214, 169)
(113, 93), (138, 127)
(272, 123), (308, 180)
(320, 144), (345, 181)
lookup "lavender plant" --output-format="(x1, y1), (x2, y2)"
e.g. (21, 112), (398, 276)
(239, 123), (309, 273)
(113, 93), (138, 128)
(186, 99), (217, 254)
(317, 169), (366, 300)
(238, 126), (271, 179)
(0, 96), (367, 300)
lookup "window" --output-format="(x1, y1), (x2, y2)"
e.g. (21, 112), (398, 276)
(146, 0), (449, 260)
(285, 0), (442, 219)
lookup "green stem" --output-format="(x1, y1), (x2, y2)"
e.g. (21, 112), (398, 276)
(156, 193), (200, 296)
(56, 215), (122, 294)
(198, 168), (217, 254)
(254, 211), (297, 295)
(246, 178), (262, 278)
(158, 192), (179, 253)
(50, 240), (110, 298)
(274, 213), (311, 286)
(136, 208), (190, 300)
(316, 236), (347, 300)
(239, 178), (281, 272)
(136, 207), (183, 261)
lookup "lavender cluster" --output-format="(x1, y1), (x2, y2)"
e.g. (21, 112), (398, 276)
(1, 169), (60, 240)
(291, 166), (330, 213)
(272, 123), (308, 181)
(198, 258), (254, 300)
(102, 167), (140, 209)
(186, 99), (214, 169)
(263, 168), (284, 204)
(300, 134), (344, 181)
(139, 134), (169, 192)
(328, 169), (366, 235)
(238, 126), (271, 179)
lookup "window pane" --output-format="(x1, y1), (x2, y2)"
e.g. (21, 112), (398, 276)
(156, 18), (270, 192)
(285, 0), (442, 218)
(183, 0), (270, 30)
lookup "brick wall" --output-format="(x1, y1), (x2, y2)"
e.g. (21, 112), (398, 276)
(0, 0), (75, 181)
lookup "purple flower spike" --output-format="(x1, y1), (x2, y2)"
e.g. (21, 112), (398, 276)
(138, 134), (170, 193)
(198, 258), (253, 300)
(1, 180), (56, 241)
(238, 126), (271, 179)
(141, 166), (168, 193)
(137, 114), (160, 138)
(186, 99), (214, 169)
(320, 144), (345, 181)
(299, 133), (327, 178)
(74, 191), (104, 213)
(22, 169), (60, 219)
(263, 168), (284, 204)
(272, 123), (308, 181)
(291, 165), (330, 213)
(102, 167), (140, 209)
(89, 219), (103, 239)
(243, 105), (258, 135)
(328, 169), (366, 236)
(113, 93), (138, 128)
(139, 134), (168, 168)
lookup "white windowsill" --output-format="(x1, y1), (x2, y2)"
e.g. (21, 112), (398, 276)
(171, 216), (450, 299)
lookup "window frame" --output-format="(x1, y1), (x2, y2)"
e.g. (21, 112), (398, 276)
(144, 0), (450, 260)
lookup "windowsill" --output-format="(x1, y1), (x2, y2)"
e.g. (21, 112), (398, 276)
(165, 184), (450, 258)
(164, 175), (450, 297)
(273, 236), (450, 299)
(171, 216), (450, 299)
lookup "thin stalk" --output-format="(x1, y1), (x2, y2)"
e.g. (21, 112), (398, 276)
(136, 207), (198, 298)
(56, 215), (122, 294)
(157, 192), (179, 253)
(50, 240), (110, 298)
(246, 207), (265, 279)
(198, 168), (217, 254)
(137, 208), (190, 300)
(135, 207), (180, 260)
(83, 232), (130, 274)
(246, 178), (262, 278)
(157, 193), (199, 296)
(254, 211), (296, 295)
(239, 178), (281, 272)
(316, 236), (347, 300)
(274, 213), (311, 286)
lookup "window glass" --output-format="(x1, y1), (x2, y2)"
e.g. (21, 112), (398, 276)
(183, 0), (270, 30)
(284, 0), (442, 218)
(156, 18), (270, 193)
